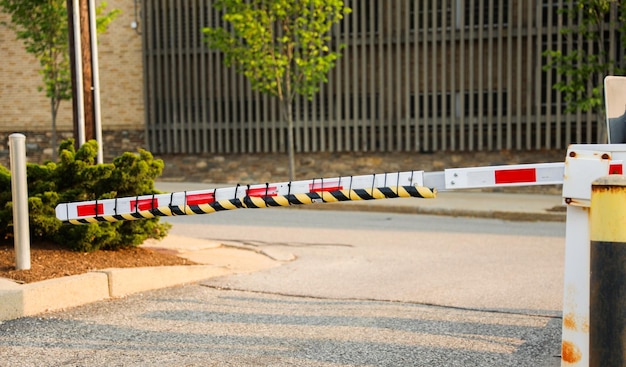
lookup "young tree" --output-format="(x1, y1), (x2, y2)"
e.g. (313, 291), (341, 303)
(0, 0), (118, 152)
(203, 0), (350, 181)
(543, 1), (626, 122)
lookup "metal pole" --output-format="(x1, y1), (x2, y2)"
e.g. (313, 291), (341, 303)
(589, 175), (626, 366)
(560, 205), (590, 366)
(8, 134), (30, 270)
(73, 0), (86, 146)
(89, 0), (103, 164)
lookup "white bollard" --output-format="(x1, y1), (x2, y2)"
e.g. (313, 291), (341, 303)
(9, 133), (30, 270)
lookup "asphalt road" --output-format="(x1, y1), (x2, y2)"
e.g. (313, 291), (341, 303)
(0, 210), (565, 366)
(167, 209), (565, 313)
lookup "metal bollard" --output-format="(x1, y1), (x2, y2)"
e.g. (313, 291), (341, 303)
(589, 175), (626, 367)
(9, 133), (30, 270)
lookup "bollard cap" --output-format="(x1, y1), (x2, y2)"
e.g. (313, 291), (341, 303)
(591, 175), (626, 243)
(592, 174), (626, 187)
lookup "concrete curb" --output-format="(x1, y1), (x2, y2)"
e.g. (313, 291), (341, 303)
(0, 265), (229, 321)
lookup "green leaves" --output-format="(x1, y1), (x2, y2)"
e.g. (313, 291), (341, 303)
(0, 0), (120, 126)
(202, 0), (349, 101)
(0, 139), (170, 252)
(542, 0), (626, 116)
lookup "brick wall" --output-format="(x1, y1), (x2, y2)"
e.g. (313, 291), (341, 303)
(0, 0), (144, 158)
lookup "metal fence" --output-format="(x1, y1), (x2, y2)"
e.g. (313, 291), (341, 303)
(142, 0), (620, 155)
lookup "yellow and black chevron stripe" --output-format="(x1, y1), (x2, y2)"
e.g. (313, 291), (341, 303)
(66, 185), (436, 225)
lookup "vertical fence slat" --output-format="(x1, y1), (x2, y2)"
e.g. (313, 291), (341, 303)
(564, 0), (573, 146)
(199, 1), (208, 152)
(208, 6), (217, 153)
(403, 0), (411, 151)
(335, 21), (342, 152)
(468, 0), (476, 151)
(246, 77), (253, 152)
(184, 0), (193, 153)
(343, 5), (350, 152)
(237, 55), (245, 153)
(515, 0), (522, 150)
(555, 0), (564, 149)
(496, 0), (504, 150)
(174, 0), (183, 153)
(449, 0), (456, 150)
(380, 1), (396, 151)
(477, 0), (484, 150)
(525, 0), (533, 150)
(440, 0), (448, 151)
(350, 0), (358, 151)
(165, 0), (174, 153)
(422, 1), (430, 151)
(458, 0), (465, 151)
(412, 0), (420, 151)
(388, 2), (404, 151)
(430, 0), (441, 150)
(544, 2), (553, 149)
(191, 0), (200, 152)
(215, 9), (224, 153)
(359, 0), (368, 151)
(486, 0), (494, 150)
(368, 0), (376, 152)
(394, 1), (402, 151)
(534, 2), (543, 150)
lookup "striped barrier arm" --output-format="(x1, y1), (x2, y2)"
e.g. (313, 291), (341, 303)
(55, 163), (573, 224)
(63, 185), (436, 225)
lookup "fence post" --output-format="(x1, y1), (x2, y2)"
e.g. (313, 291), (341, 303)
(589, 175), (626, 366)
(9, 133), (30, 270)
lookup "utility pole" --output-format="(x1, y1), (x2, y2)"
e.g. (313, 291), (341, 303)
(66, 0), (98, 150)
(79, 0), (95, 142)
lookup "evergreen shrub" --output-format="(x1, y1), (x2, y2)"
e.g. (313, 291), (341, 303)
(0, 139), (170, 252)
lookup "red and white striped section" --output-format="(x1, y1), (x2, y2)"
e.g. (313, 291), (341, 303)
(55, 171), (425, 222)
(443, 162), (566, 190)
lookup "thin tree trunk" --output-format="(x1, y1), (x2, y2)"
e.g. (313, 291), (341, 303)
(51, 98), (58, 158)
(281, 97), (296, 181)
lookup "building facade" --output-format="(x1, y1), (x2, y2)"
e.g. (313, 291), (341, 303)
(0, 0), (144, 162)
(1, 0), (623, 163)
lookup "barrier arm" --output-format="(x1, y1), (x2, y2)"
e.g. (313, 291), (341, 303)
(55, 162), (566, 224)
(55, 171), (434, 224)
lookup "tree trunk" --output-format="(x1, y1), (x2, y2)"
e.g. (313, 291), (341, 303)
(51, 99), (58, 158)
(281, 97), (296, 181)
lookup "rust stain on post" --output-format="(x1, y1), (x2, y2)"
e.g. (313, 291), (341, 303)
(562, 341), (583, 363)
(563, 313), (577, 330)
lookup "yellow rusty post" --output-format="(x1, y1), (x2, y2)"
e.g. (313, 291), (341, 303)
(589, 175), (626, 367)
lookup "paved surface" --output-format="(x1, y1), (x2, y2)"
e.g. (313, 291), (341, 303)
(0, 182), (565, 320)
(0, 199), (565, 367)
(0, 286), (562, 366)
(0, 182), (566, 366)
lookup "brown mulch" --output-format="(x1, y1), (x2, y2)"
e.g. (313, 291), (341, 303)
(0, 240), (196, 284)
